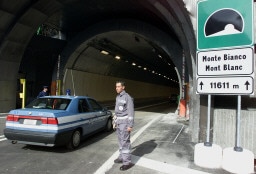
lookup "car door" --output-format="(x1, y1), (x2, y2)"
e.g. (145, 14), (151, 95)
(77, 99), (96, 135)
(87, 98), (108, 130)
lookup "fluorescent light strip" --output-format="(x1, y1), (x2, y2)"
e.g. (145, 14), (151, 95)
(100, 50), (109, 55)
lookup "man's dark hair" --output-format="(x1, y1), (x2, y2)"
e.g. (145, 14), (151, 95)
(116, 80), (125, 86)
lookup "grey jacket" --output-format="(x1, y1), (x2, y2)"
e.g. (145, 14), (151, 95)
(115, 90), (134, 127)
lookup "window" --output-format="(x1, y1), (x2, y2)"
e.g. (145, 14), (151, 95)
(87, 99), (102, 111)
(78, 99), (90, 113)
(26, 98), (71, 110)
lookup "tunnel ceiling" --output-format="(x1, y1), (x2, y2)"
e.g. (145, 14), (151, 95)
(24, 0), (184, 87)
(69, 31), (179, 86)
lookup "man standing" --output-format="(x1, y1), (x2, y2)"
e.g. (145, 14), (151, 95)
(114, 81), (134, 171)
(37, 86), (48, 98)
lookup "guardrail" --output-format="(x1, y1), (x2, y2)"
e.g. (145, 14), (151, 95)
(99, 97), (170, 109)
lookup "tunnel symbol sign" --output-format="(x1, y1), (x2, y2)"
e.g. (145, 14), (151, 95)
(197, 0), (253, 50)
(204, 9), (243, 37)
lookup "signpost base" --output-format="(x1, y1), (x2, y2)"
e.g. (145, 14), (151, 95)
(234, 146), (243, 152)
(204, 142), (212, 147)
(194, 143), (222, 168)
(222, 147), (254, 173)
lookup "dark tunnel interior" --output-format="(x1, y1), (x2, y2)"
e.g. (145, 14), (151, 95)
(18, 0), (184, 101)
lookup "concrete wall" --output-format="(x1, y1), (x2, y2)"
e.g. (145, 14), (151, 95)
(213, 109), (256, 158)
(62, 69), (179, 101)
(0, 60), (20, 112)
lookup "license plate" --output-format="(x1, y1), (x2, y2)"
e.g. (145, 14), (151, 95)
(23, 119), (37, 125)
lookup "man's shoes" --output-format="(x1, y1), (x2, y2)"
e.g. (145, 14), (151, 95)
(120, 163), (134, 171)
(114, 158), (122, 164)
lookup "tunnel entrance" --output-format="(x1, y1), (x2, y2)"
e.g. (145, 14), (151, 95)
(19, 20), (182, 111)
(0, 0), (198, 141)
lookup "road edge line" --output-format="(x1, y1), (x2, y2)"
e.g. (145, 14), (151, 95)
(93, 114), (163, 174)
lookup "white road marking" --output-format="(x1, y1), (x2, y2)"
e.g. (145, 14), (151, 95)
(135, 101), (168, 110)
(0, 113), (8, 117)
(94, 114), (210, 174)
(0, 138), (7, 141)
(172, 125), (184, 143)
(0, 135), (7, 141)
(94, 114), (162, 174)
(132, 155), (211, 174)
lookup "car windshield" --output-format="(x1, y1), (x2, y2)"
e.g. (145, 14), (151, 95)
(26, 98), (71, 110)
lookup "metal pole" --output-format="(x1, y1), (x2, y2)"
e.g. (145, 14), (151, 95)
(204, 94), (212, 146)
(181, 51), (185, 99)
(55, 30), (62, 96)
(71, 69), (76, 96)
(174, 67), (182, 101)
(234, 95), (243, 152)
(56, 55), (61, 95)
(174, 67), (181, 115)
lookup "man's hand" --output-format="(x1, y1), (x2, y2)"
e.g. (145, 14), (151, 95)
(112, 114), (117, 130)
(127, 127), (132, 132)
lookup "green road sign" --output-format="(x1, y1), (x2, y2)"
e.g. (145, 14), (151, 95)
(197, 0), (254, 50)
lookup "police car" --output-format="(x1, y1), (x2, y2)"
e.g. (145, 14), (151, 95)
(4, 95), (113, 149)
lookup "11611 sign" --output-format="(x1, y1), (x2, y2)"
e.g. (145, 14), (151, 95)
(210, 82), (230, 89)
(197, 76), (254, 95)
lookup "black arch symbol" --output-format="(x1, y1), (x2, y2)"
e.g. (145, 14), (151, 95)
(205, 9), (243, 36)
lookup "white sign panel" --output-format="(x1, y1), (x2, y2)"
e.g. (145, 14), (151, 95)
(197, 76), (254, 94)
(197, 47), (254, 76)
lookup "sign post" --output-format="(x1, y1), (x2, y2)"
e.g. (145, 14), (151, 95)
(194, 0), (254, 172)
(234, 95), (242, 152)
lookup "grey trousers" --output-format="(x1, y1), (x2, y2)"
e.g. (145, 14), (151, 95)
(116, 123), (131, 165)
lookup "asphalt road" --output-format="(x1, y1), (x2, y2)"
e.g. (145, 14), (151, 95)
(0, 102), (177, 174)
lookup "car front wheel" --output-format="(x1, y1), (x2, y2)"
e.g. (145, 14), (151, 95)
(67, 129), (81, 150)
(105, 118), (113, 132)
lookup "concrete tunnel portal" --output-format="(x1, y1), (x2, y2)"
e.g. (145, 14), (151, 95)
(22, 21), (183, 102)
(2, 0), (256, 161)
(0, 0), (198, 141)
(60, 19), (183, 102)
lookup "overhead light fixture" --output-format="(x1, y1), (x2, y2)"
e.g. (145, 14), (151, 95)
(143, 67), (147, 70)
(158, 54), (162, 58)
(115, 55), (121, 59)
(132, 62), (136, 66)
(138, 65), (142, 68)
(100, 50), (109, 55)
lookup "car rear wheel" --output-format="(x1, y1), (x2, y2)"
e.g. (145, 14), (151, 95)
(67, 129), (81, 150)
(105, 118), (113, 132)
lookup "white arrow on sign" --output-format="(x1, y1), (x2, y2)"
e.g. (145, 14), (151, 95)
(197, 76), (254, 95)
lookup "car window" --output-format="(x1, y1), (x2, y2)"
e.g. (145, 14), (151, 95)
(78, 99), (91, 113)
(87, 99), (102, 111)
(26, 98), (71, 110)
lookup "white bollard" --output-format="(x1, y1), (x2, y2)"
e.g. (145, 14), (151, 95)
(222, 147), (254, 174)
(194, 143), (222, 168)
